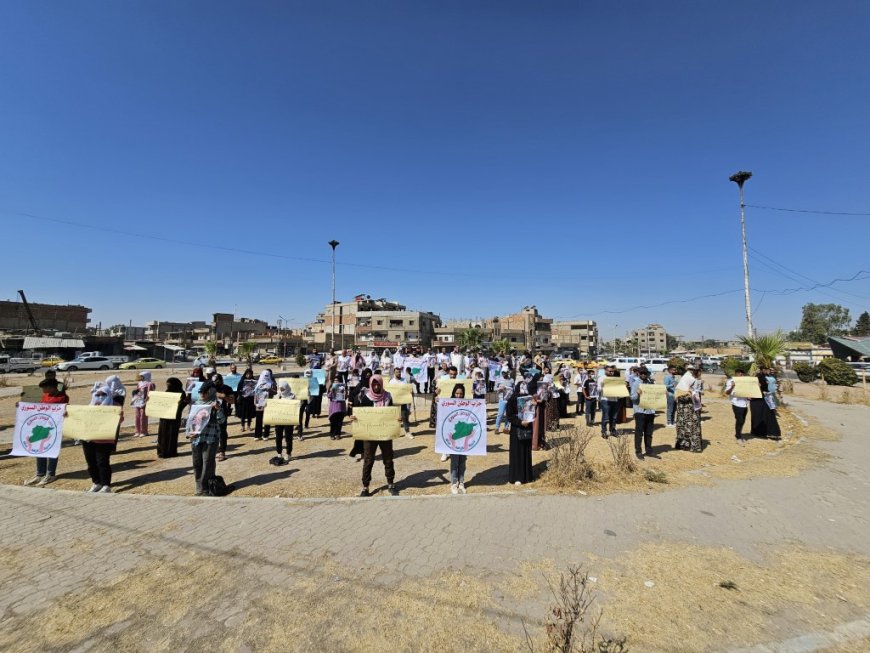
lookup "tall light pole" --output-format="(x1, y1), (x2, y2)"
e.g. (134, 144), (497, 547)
(729, 170), (754, 338)
(328, 240), (339, 351)
(612, 323), (618, 358)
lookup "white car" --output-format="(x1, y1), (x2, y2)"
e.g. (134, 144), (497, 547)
(55, 356), (116, 371)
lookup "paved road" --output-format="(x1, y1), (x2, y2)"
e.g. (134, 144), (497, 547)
(1, 397), (868, 650)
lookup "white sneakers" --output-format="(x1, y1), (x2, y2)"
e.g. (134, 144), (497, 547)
(36, 475), (55, 487)
(23, 475), (42, 486)
(458, 483), (466, 494)
(440, 454), (449, 462)
(451, 483), (459, 495)
(86, 484), (102, 493)
(99, 486), (113, 493)
(282, 453), (290, 462)
(405, 432), (414, 439)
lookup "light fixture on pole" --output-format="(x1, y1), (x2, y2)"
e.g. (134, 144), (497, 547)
(729, 170), (754, 338)
(328, 240), (339, 351)
(612, 323), (618, 358)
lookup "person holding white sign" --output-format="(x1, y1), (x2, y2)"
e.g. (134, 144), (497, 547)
(273, 381), (297, 460)
(188, 381), (226, 496)
(629, 367), (656, 460)
(81, 378), (124, 493)
(724, 368), (750, 445)
(21, 378), (69, 487)
(389, 368), (413, 438)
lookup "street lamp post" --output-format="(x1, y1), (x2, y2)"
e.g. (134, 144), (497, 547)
(729, 170), (754, 338)
(328, 240), (339, 351)
(612, 323), (618, 358)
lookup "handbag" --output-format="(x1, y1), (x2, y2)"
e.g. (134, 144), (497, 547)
(516, 425), (533, 441)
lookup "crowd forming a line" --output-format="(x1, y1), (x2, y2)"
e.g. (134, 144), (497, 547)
(19, 346), (781, 497)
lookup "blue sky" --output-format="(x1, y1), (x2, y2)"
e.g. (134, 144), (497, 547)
(2, 1), (869, 340)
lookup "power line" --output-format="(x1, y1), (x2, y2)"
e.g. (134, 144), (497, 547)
(2, 209), (473, 279)
(748, 246), (869, 302)
(746, 204), (870, 216)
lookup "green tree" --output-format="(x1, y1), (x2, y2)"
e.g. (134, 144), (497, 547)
(490, 338), (511, 355)
(798, 303), (852, 345)
(457, 327), (484, 350)
(853, 311), (870, 337)
(237, 341), (256, 367)
(738, 330), (787, 370)
(817, 357), (858, 386)
(203, 340), (218, 366)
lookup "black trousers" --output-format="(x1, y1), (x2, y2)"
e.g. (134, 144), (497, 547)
(584, 398), (597, 425)
(329, 411), (345, 436)
(299, 400), (310, 432)
(275, 425), (294, 455)
(254, 411), (271, 439)
(732, 405), (748, 438)
(575, 393), (586, 415)
(82, 442), (113, 486)
(362, 440), (395, 488)
(634, 413), (655, 455)
(426, 368), (435, 393)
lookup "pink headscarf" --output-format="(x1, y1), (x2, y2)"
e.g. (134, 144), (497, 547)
(366, 374), (388, 404)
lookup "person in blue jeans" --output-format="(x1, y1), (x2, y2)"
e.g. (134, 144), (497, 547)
(598, 365), (620, 438)
(663, 365), (678, 427)
(494, 370), (514, 434)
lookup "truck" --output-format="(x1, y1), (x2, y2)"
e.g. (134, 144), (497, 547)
(0, 355), (40, 374)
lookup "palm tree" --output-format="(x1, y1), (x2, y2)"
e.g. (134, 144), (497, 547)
(237, 341), (256, 368)
(457, 327), (484, 350)
(490, 338), (511, 355)
(203, 340), (218, 367)
(738, 330), (787, 370)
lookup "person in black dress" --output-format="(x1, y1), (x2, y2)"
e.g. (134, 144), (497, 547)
(506, 384), (534, 485)
(157, 377), (189, 458)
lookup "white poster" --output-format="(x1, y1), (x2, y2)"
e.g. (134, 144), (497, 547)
(12, 402), (65, 459)
(186, 403), (214, 438)
(434, 397), (487, 456)
(402, 357), (429, 386)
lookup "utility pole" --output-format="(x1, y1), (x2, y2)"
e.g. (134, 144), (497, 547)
(729, 170), (754, 338)
(328, 240), (339, 351)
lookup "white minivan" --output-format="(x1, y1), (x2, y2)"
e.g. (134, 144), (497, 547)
(612, 357), (643, 371)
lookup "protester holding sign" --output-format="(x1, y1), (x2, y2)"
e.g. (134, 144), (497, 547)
(389, 368), (413, 438)
(675, 366), (704, 452)
(238, 368), (256, 432)
(629, 367), (656, 460)
(326, 381), (347, 440)
(724, 369), (750, 444)
(273, 381), (297, 460)
(213, 373), (235, 461)
(131, 372), (156, 438)
(750, 370), (781, 440)
(598, 366), (622, 439)
(506, 386), (535, 486)
(81, 378), (125, 493)
(156, 377), (188, 459)
(20, 379), (69, 487)
(350, 375), (400, 497)
(187, 381), (226, 496)
(253, 370), (276, 441)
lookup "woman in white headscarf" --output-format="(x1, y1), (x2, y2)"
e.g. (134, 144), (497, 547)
(272, 380), (296, 461)
(131, 371), (156, 438)
(81, 377), (125, 493)
(253, 369), (277, 441)
(674, 366), (703, 452)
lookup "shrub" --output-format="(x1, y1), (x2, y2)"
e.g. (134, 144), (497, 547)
(792, 361), (819, 383)
(817, 358), (858, 386)
(721, 358), (752, 378)
(667, 357), (686, 373)
(294, 353), (307, 368)
(543, 426), (597, 488)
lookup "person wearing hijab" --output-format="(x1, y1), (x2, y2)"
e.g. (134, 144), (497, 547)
(348, 369), (373, 461)
(187, 380), (226, 495)
(213, 373), (234, 461)
(157, 377), (188, 458)
(237, 368), (256, 432)
(274, 381), (297, 460)
(326, 380), (348, 440)
(675, 366), (703, 452)
(750, 368), (782, 439)
(506, 375), (535, 485)
(380, 349), (393, 376)
(131, 371), (156, 438)
(254, 369), (277, 441)
(351, 374), (399, 497)
(81, 377), (125, 493)
(448, 384), (470, 494)
(494, 369), (515, 435)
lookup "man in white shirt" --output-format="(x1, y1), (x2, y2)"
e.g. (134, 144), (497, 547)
(724, 368), (750, 445)
(336, 349), (352, 383)
(572, 368), (588, 415)
(450, 346), (464, 373)
(422, 348), (436, 394)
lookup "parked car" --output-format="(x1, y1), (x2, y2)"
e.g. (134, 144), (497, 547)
(259, 355), (283, 364)
(55, 356), (116, 371)
(40, 356), (65, 368)
(119, 357), (166, 370)
(0, 355), (40, 374)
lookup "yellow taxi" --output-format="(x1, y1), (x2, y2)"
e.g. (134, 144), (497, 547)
(41, 356), (64, 367)
(259, 355), (283, 364)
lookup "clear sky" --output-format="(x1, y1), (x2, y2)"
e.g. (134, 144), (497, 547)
(2, 1), (869, 340)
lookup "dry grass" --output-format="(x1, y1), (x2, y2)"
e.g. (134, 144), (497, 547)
(541, 426), (597, 490)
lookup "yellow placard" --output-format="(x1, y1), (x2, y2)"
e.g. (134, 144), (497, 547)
(386, 383), (413, 405)
(263, 398), (301, 425)
(145, 391), (183, 420)
(287, 378), (310, 401)
(63, 405), (122, 441)
(353, 406), (402, 440)
(436, 378), (474, 399)
(731, 376), (762, 399)
(637, 384), (667, 410)
(601, 376), (629, 399)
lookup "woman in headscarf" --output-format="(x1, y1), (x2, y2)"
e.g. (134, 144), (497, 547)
(237, 368), (256, 432)
(351, 374), (400, 497)
(506, 374), (535, 485)
(447, 384), (469, 494)
(157, 377), (188, 458)
(750, 368), (782, 439)
(81, 377), (125, 493)
(254, 369), (277, 441)
(273, 380), (297, 461)
(674, 366), (703, 452)
(130, 371), (155, 438)
(348, 369), (373, 461)
(380, 349), (393, 376)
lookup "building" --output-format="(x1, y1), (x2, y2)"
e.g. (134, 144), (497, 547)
(485, 306), (553, 351)
(102, 324), (147, 340)
(0, 300), (91, 333)
(305, 295), (441, 350)
(630, 323), (668, 355)
(551, 320), (599, 357)
(145, 313), (270, 349)
(828, 335), (870, 362)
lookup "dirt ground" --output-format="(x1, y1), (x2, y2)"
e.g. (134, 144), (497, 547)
(0, 368), (827, 499)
